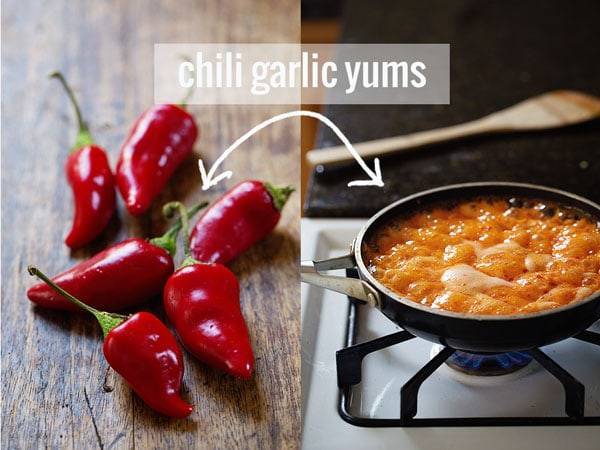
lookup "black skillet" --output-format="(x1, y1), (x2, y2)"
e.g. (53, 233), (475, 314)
(301, 182), (600, 353)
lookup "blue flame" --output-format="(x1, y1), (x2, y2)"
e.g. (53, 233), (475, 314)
(448, 351), (532, 373)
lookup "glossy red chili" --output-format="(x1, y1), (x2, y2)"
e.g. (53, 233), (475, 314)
(27, 239), (172, 312)
(28, 267), (192, 418)
(116, 104), (198, 216)
(64, 146), (116, 248)
(27, 203), (206, 312)
(50, 72), (116, 249)
(189, 180), (294, 264)
(103, 312), (192, 418)
(164, 262), (254, 379)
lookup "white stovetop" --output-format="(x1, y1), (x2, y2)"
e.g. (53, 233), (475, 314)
(301, 218), (600, 450)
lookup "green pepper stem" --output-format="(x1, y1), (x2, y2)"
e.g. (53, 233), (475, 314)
(178, 84), (195, 109)
(264, 183), (295, 211)
(27, 266), (127, 338)
(161, 201), (203, 268)
(149, 201), (208, 256)
(177, 55), (196, 108)
(162, 201), (192, 258)
(180, 256), (200, 267)
(49, 71), (93, 151)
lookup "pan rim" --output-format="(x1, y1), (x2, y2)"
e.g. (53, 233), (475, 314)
(354, 181), (600, 322)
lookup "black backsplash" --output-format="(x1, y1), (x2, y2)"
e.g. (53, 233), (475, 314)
(304, 0), (600, 217)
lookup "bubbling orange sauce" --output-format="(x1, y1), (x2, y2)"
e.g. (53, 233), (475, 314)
(365, 198), (600, 315)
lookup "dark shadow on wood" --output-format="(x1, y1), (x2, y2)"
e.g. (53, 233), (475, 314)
(32, 305), (100, 339)
(188, 357), (266, 424)
(229, 230), (300, 280)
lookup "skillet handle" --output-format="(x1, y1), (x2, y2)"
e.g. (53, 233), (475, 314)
(300, 254), (380, 308)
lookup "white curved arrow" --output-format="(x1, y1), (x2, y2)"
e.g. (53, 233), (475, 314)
(198, 110), (384, 190)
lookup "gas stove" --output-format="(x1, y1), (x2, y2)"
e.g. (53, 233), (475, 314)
(301, 219), (600, 450)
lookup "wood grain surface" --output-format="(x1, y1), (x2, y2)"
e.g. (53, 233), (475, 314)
(1, 1), (300, 448)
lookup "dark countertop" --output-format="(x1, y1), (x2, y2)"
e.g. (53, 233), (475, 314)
(304, 0), (600, 217)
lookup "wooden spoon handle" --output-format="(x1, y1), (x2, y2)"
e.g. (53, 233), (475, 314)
(306, 117), (497, 166)
(307, 90), (600, 166)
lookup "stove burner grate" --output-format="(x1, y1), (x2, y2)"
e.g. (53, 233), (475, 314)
(337, 270), (600, 427)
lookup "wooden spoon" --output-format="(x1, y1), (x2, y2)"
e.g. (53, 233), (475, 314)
(306, 90), (600, 166)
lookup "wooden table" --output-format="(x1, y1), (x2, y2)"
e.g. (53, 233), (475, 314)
(1, 1), (300, 448)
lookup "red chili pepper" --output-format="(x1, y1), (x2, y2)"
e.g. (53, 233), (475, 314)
(116, 104), (198, 216)
(27, 267), (193, 418)
(189, 180), (294, 264)
(50, 72), (116, 249)
(27, 203), (207, 312)
(163, 202), (254, 379)
(103, 311), (192, 418)
(164, 262), (254, 379)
